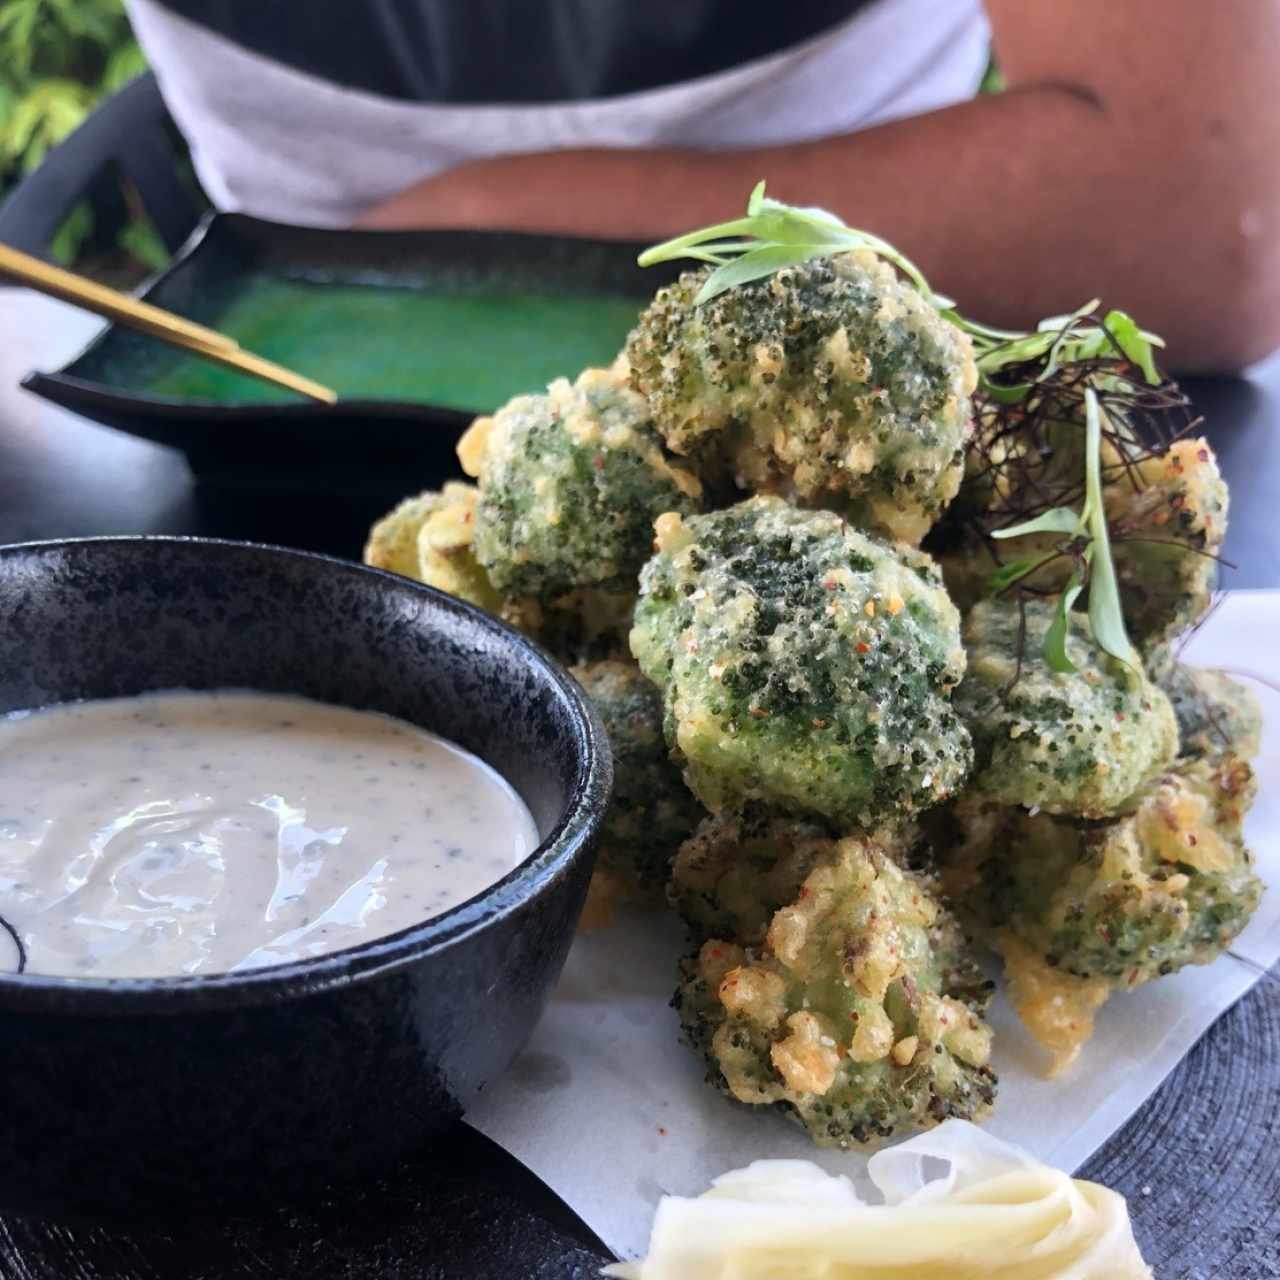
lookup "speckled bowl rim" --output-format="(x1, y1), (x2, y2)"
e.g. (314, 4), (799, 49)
(0, 536), (612, 1015)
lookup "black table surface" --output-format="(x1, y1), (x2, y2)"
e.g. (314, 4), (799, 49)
(1, 294), (1279, 1278)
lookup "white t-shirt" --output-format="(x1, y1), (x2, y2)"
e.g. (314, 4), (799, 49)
(125, 0), (989, 228)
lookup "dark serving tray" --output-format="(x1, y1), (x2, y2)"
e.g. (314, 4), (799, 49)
(21, 215), (679, 491)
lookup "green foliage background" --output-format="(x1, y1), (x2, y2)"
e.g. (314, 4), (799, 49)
(0, 0), (165, 269)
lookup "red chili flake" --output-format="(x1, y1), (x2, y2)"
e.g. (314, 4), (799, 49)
(592, 455), (605, 471)
(1098, 926), (1112, 942)
(856, 641), (871, 654)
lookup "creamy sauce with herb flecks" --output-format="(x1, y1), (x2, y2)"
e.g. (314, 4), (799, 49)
(0, 691), (538, 979)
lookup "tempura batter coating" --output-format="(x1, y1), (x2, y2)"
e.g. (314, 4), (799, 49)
(414, 482), (505, 612)
(1110, 439), (1228, 675)
(955, 600), (1178, 818)
(1162, 664), (1263, 762)
(675, 836), (997, 1148)
(365, 484), (633, 663)
(631, 497), (972, 827)
(571, 659), (704, 903)
(942, 756), (1262, 1067)
(669, 812), (846, 946)
(669, 810), (937, 946)
(363, 490), (445, 579)
(626, 253), (976, 543)
(457, 361), (702, 598)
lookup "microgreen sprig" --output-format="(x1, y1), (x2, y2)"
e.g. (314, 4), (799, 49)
(638, 181), (952, 309)
(989, 389), (1137, 672)
(638, 183), (1164, 400)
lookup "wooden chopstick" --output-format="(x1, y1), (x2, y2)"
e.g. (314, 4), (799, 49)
(169, 335), (339, 404)
(0, 242), (337, 404)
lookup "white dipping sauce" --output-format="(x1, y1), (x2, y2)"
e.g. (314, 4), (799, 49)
(0, 691), (539, 979)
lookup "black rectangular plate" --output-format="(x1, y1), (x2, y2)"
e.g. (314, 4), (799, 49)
(22, 215), (679, 491)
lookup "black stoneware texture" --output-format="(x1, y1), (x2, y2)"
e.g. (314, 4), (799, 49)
(0, 538), (610, 1220)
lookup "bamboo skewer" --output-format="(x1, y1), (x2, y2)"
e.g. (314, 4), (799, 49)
(0, 242), (337, 404)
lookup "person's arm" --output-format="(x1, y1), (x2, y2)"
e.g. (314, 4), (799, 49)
(357, 0), (1280, 373)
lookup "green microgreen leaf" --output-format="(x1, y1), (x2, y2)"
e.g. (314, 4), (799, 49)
(1102, 308), (1161, 385)
(1082, 388), (1138, 666)
(987, 551), (1061, 596)
(1044, 574), (1084, 673)
(990, 507), (1082, 540)
(638, 181), (941, 306)
(694, 243), (837, 305)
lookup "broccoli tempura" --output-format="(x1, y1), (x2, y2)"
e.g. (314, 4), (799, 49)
(954, 599), (1179, 818)
(364, 490), (447, 579)
(457, 360), (702, 599)
(669, 812), (846, 947)
(571, 659), (704, 904)
(675, 835), (996, 1148)
(1110, 439), (1228, 675)
(630, 497), (972, 828)
(364, 481), (501, 609)
(942, 755), (1262, 1070)
(414, 481), (505, 612)
(364, 482), (633, 664)
(1162, 664), (1263, 762)
(626, 253), (976, 544)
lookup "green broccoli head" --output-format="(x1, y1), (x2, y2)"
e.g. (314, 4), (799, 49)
(944, 754), (1261, 989)
(669, 811), (843, 947)
(458, 361), (702, 598)
(1110, 440), (1228, 676)
(675, 834), (997, 1149)
(1161, 664), (1263, 763)
(571, 659), (704, 902)
(630, 496), (973, 828)
(626, 253), (976, 544)
(364, 482), (632, 665)
(954, 599), (1179, 818)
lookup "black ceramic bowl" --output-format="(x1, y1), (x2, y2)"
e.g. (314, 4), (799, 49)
(0, 537), (611, 1219)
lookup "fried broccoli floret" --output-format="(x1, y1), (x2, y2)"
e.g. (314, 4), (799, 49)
(630, 497), (972, 828)
(674, 835), (997, 1148)
(1162, 664), (1263, 762)
(457, 360), (702, 599)
(1110, 439), (1228, 675)
(669, 812), (842, 946)
(571, 659), (704, 905)
(942, 755), (1262, 1070)
(364, 483), (633, 664)
(413, 481), (505, 612)
(364, 490), (448, 579)
(626, 253), (976, 544)
(364, 481), (503, 609)
(954, 599), (1178, 818)
(668, 810), (937, 945)
(928, 414), (1227, 672)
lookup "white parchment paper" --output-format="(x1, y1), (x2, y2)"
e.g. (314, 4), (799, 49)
(469, 591), (1280, 1260)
